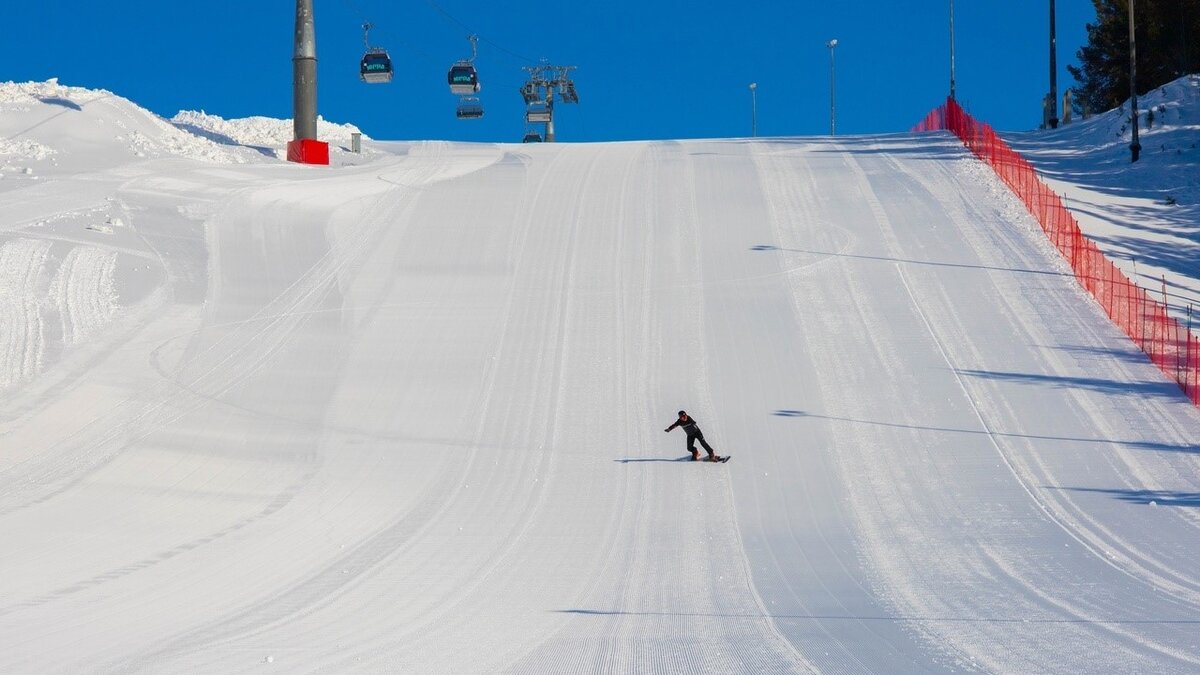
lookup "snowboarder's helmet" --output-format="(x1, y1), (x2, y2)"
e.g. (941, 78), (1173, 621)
(678, 410), (686, 416)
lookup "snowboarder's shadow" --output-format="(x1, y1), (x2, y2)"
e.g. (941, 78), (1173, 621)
(614, 456), (694, 463)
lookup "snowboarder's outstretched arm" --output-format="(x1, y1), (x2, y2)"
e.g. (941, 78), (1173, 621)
(664, 420), (680, 432)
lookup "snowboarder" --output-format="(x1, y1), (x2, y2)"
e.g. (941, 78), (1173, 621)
(664, 410), (723, 461)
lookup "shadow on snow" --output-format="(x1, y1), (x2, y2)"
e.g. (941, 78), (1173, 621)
(771, 409), (1198, 454)
(1053, 486), (1200, 507)
(558, 608), (1200, 624)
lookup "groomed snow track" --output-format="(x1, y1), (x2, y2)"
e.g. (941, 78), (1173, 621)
(2, 131), (1200, 673)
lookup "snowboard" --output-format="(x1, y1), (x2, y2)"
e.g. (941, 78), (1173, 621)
(703, 455), (730, 463)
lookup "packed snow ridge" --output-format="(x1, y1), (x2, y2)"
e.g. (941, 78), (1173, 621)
(0, 79), (368, 168)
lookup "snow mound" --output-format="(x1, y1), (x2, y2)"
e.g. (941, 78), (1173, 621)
(171, 110), (369, 153)
(0, 138), (55, 160)
(0, 78), (111, 108)
(1, 80), (371, 167)
(1066, 74), (1200, 156)
(0, 79), (243, 165)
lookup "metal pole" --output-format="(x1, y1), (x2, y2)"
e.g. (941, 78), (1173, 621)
(293, 0), (318, 141)
(827, 40), (837, 135)
(749, 83), (757, 137)
(949, 0), (957, 100)
(1128, 0), (1141, 161)
(545, 89), (556, 143)
(1049, 0), (1058, 128)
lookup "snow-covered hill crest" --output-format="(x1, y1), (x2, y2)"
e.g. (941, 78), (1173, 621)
(0, 79), (369, 171)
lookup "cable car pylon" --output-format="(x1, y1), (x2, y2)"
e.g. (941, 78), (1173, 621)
(519, 63), (578, 142)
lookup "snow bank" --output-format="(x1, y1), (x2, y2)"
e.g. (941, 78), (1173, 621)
(0, 79), (243, 164)
(1067, 73), (1200, 158)
(0, 78), (111, 108)
(1006, 74), (1200, 317)
(0, 138), (56, 160)
(171, 110), (369, 152)
(1, 80), (371, 166)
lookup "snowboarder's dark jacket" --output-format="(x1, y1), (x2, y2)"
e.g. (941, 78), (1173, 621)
(666, 415), (702, 435)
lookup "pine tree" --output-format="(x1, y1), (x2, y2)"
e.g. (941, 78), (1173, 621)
(1069, 0), (1200, 115)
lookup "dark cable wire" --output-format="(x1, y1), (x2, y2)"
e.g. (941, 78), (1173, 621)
(421, 0), (539, 65)
(338, 0), (540, 111)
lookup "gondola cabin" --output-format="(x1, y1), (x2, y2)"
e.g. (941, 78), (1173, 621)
(361, 49), (393, 84)
(448, 63), (480, 95)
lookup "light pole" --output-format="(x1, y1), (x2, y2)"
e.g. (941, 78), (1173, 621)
(749, 82), (758, 137)
(827, 39), (838, 135)
(1048, 0), (1059, 128)
(1128, 0), (1141, 162)
(949, 0), (957, 100)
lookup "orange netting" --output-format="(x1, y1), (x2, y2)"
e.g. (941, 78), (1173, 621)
(914, 98), (1198, 405)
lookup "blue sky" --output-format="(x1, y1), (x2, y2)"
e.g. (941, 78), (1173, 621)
(3, 1), (1097, 143)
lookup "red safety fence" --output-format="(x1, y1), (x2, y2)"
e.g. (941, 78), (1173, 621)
(914, 97), (1200, 405)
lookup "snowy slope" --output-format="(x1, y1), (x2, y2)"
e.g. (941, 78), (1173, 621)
(1006, 74), (1200, 321)
(2, 82), (1200, 673)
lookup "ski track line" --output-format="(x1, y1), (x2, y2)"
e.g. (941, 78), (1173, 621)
(494, 145), (647, 672)
(815, 146), (978, 672)
(829, 145), (1036, 671)
(469, 145), (610, 671)
(718, 314), (823, 675)
(662, 140), (801, 667)
(51, 245), (117, 346)
(885, 148), (1200, 605)
(125, 146), (567, 671)
(944, 157), (1200, 598)
(685, 141), (817, 673)
(0, 238), (52, 392)
(436, 146), (686, 673)
(113, 183), (464, 669)
(0, 151), (492, 637)
(160, 143), (476, 403)
(852, 140), (1200, 669)
(681, 143), (751, 671)
(0, 189), (393, 605)
(0, 212), (339, 515)
(1, 170), (362, 490)
(746, 140), (886, 672)
(280, 146), (587, 672)
(673, 142), (747, 674)
(892, 255), (1200, 670)
(756, 141), (934, 670)
(0, 148), (479, 516)
(561, 143), (690, 674)
(379, 146), (604, 671)
(500, 142), (803, 674)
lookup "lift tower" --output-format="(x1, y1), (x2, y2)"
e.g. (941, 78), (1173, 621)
(288, 0), (328, 164)
(519, 64), (579, 142)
